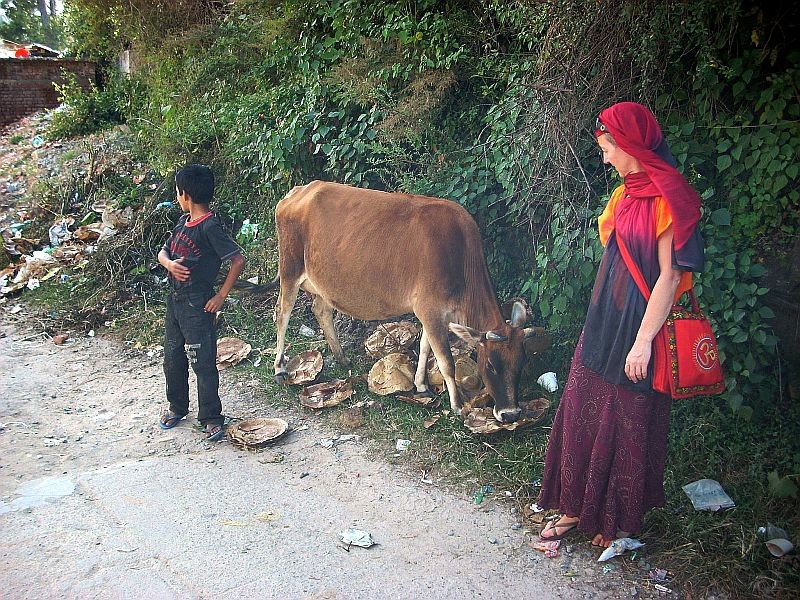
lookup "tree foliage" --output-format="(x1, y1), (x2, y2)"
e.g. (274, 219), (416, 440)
(60, 0), (799, 416)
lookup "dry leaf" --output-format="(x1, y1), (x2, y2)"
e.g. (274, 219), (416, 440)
(364, 321), (420, 357)
(300, 378), (353, 409)
(227, 417), (289, 448)
(462, 396), (550, 435)
(284, 350), (324, 384)
(368, 352), (416, 395)
(216, 337), (252, 369)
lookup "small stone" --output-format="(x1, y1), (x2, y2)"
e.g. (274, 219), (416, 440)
(488, 537), (498, 544)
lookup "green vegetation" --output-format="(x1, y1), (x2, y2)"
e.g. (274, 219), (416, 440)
(14, 0), (799, 597)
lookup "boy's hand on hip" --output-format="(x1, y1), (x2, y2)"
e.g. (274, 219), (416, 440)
(205, 293), (225, 313)
(168, 257), (191, 282)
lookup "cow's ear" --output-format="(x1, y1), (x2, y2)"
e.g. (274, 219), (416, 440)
(449, 322), (482, 347)
(523, 327), (552, 358)
(510, 301), (527, 328)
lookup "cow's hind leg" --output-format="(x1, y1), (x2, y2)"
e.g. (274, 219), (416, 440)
(311, 294), (350, 367)
(273, 279), (301, 384)
(413, 329), (433, 394)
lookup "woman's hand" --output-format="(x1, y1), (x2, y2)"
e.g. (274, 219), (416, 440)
(625, 338), (652, 383)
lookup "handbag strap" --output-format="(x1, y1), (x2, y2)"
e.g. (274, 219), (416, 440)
(615, 230), (700, 311)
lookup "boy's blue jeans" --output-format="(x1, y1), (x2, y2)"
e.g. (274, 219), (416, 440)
(163, 290), (223, 426)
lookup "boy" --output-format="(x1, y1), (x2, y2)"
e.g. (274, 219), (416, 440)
(157, 164), (245, 441)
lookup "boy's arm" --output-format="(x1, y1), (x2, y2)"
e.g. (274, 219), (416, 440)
(158, 248), (191, 281)
(204, 253), (245, 313)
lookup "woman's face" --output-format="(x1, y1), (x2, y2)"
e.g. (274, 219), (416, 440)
(597, 134), (642, 177)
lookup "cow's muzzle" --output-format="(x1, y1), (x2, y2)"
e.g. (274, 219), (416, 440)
(494, 406), (522, 423)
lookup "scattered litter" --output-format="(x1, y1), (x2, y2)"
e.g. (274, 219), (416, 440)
(654, 584), (672, 594)
(155, 201), (174, 210)
(602, 564), (617, 574)
(396, 389), (441, 408)
(682, 478), (736, 511)
(529, 502), (545, 513)
(395, 439), (411, 452)
(765, 538), (794, 558)
(367, 352), (416, 395)
(52, 333), (69, 345)
(8, 305), (23, 314)
(0, 476), (75, 514)
(364, 321), (420, 357)
(300, 378), (353, 409)
(423, 414), (441, 429)
(462, 396), (550, 434)
(216, 337), (252, 369)
(340, 528), (375, 549)
(530, 538), (561, 558)
(648, 568), (668, 582)
(598, 537), (645, 562)
(298, 324), (316, 338)
(227, 418), (289, 448)
(284, 350), (324, 384)
(31, 135), (44, 148)
(536, 371), (559, 392)
(758, 523), (789, 540)
(473, 484), (494, 505)
(48, 219), (72, 247)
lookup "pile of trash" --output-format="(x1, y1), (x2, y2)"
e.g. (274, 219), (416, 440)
(1, 112), (156, 302)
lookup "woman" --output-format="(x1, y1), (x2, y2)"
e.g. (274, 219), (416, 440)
(537, 102), (705, 547)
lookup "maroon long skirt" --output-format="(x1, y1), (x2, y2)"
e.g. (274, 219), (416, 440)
(537, 335), (672, 540)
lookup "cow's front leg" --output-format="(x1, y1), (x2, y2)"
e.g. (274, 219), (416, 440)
(424, 325), (462, 413)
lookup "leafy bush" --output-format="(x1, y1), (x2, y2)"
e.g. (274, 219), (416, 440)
(47, 73), (142, 139)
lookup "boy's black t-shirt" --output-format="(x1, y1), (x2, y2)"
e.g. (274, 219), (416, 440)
(162, 212), (242, 294)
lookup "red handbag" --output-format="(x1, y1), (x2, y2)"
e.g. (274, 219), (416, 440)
(616, 235), (725, 399)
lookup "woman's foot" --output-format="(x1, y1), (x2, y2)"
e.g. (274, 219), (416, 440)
(591, 530), (630, 547)
(540, 515), (580, 541)
(591, 534), (613, 548)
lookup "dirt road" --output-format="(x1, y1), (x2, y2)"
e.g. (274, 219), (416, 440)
(0, 317), (638, 599)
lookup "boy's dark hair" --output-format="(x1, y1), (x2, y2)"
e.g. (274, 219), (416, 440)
(175, 164), (215, 205)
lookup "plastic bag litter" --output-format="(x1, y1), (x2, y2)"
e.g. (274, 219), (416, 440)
(48, 220), (72, 247)
(364, 321), (420, 357)
(530, 539), (561, 558)
(598, 537), (645, 562)
(682, 478), (736, 511)
(758, 524), (795, 557)
(368, 352), (416, 395)
(536, 372), (559, 392)
(340, 528), (375, 549)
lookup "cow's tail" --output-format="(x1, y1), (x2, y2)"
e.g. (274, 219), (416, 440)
(232, 275), (280, 295)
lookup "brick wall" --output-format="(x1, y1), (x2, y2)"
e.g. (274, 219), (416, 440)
(0, 58), (97, 128)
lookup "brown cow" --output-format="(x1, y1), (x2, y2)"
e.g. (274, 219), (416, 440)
(244, 181), (538, 423)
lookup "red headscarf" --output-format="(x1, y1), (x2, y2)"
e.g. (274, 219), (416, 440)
(596, 102), (701, 256)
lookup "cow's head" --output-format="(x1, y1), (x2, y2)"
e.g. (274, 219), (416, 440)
(449, 301), (539, 423)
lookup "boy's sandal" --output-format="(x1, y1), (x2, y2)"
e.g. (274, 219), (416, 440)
(203, 423), (225, 442)
(159, 410), (186, 430)
(539, 518), (579, 541)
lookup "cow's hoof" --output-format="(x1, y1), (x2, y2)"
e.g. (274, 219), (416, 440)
(274, 372), (289, 385)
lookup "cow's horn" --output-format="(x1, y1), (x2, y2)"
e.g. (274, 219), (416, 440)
(485, 331), (507, 342)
